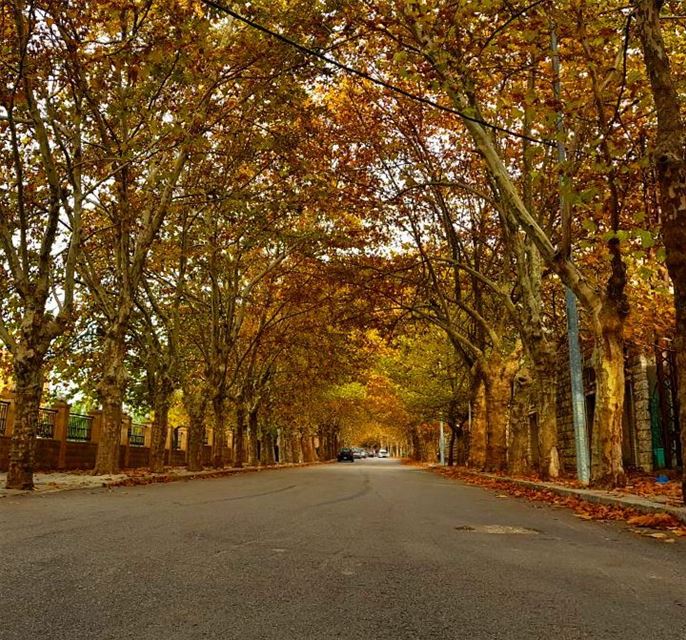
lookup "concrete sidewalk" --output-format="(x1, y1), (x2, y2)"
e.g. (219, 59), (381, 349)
(0, 462), (322, 499)
(427, 465), (686, 524)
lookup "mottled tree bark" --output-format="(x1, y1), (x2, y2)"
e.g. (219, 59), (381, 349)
(262, 431), (276, 465)
(634, 0), (686, 503)
(532, 345), (560, 479)
(212, 395), (228, 468)
(187, 415), (205, 472)
(468, 377), (487, 470)
(280, 431), (291, 463)
(6, 360), (43, 489)
(232, 403), (245, 468)
(149, 379), (173, 473)
(410, 425), (423, 461)
(94, 327), (127, 475)
(590, 308), (627, 487)
(447, 426), (457, 467)
(248, 408), (259, 466)
(482, 355), (517, 473)
(508, 374), (532, 476)
(183, 387), (207, 472)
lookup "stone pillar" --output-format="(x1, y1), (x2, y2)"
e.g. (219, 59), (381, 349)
(143, 424), (152, 448)
(179, 426), (188, 465)
(53, 400), (70, 470)
(89, 410), (103, 444)
(1, 391), (16, 437)
(631, 353), (653, 472)
(165, 425), (173, 464)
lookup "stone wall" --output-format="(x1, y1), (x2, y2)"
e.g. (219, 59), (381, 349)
(555, 341), (577, 473)
(64, 442), (98, 470)
(549, 343), (656, 476)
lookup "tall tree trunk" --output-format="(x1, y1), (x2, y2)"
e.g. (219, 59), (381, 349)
(482, 355), (515, 473)
(468, 376), (487, 469)
(508, 374), (532, 476)
(280, 430), (290, 463)
(590, 307), (627, 487)
(300, 433), (309, 462)
(455, 422), (468, 465)
(233, 401), (245, 468)
(410, 425), (423, 461)
(187, 414), (205, 472)
(291, 432), (302, 463)
(212, 395), (227, 468)
(248, 408), (258, 466)
(263, 431), (275, 465)
(532, 344), (560, 479)
(6, 358), (43, 489)
(634, 0), (686, 504)
(94, 328), (127, 475)
(447, 426), (457, 467)
(183, 387), (206, 472)
(149, 379), (173, 473)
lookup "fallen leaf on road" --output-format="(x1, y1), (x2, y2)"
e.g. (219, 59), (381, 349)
(627, 513), (677, 528)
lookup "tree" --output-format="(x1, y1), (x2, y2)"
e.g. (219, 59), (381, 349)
(633, 0), (686, 502)
(1, 0), (82, 488)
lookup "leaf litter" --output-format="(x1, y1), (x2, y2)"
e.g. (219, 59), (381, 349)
(418, 464), (686, 543)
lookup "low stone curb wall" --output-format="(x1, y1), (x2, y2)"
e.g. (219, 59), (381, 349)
(454, 467), (686, 525)
(0, 461), (330, 499)
(106, 461), (327, 488)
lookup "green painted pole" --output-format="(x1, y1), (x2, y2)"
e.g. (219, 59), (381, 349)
(551, 25), (591, 486)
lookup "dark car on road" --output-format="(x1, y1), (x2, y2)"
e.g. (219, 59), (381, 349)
(337, 448), (355, 462)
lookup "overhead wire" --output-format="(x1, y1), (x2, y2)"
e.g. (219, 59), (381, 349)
(200, 0), (555, 147)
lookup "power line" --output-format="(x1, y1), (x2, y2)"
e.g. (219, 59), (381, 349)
(200, 0), (555, 147)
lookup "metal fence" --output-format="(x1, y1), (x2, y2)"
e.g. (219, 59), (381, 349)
(37, 408), (57, 439)
(653, 344), (681, 468)
(129, 424), (145, 447)
(0, 400), (9, 436)
(67, 413), (93, 442)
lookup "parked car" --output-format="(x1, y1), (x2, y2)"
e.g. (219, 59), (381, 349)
(352, 448), (363, 459)
(337, 448), (355, 462)
(377, 448), (389, 458)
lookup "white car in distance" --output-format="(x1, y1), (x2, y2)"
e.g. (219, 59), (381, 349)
(377, 449), (389, 458)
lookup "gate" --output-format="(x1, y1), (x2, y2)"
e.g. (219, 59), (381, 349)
(652, 343), (681, 469)
(0, 400), (9, 436)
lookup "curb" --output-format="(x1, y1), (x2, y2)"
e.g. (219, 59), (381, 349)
(106, 461), (325, 488)
(429, 466), (686, 525)
(0, 461), (329, 499)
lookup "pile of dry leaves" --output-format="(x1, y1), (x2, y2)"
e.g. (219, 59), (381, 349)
(420, 464), (686, 543)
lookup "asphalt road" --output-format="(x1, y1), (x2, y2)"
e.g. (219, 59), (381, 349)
(1, 460), (685, 640)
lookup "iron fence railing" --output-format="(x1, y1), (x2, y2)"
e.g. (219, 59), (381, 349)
(0, 400), (9, 436)
(67, 413), (93, 442)
(129, 424), (145, 447)
(37, 408), (57, 439)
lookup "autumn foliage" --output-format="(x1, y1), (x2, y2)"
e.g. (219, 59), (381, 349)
(0, 0), (684, 500)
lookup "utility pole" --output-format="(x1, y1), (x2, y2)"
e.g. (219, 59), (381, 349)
(439, 420), (445, 465)
(551, 25), (591, 486)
